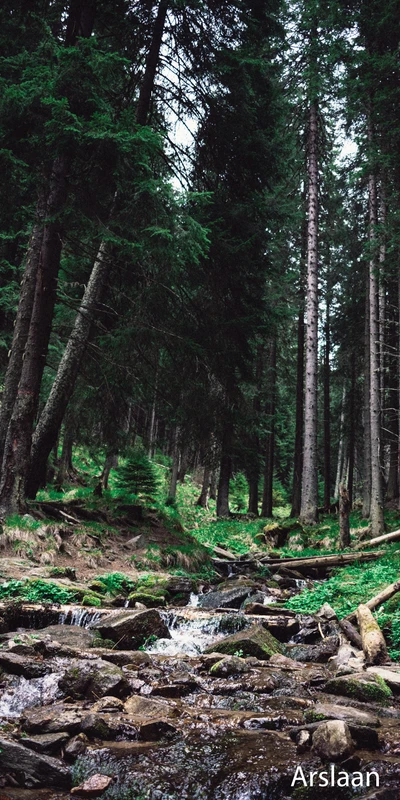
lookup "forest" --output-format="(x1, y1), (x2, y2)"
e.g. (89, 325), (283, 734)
(2, 1), (400, 799)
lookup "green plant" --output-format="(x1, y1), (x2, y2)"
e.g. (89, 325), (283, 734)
(229, 472), (248, 512)
(233, 648), (244, 657)
(0, 579), (75, 604)
(94, 572), (136, 596)
(138, 634), (158, 651)
(115, 454), (159, 498)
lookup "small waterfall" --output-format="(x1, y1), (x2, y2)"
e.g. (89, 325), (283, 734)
(0, 672), (61, 719)
(58, 608), (102, 628)
(146, 611), (248, 656)
(188, 592), (200, 607)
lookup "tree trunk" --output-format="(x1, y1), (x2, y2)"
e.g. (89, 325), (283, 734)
(300, 101), (319, 525)
(55, 416), (75, 489)
(291, 292), (305, 518)
(101, 452), (118, 491)
(363, 270), (371, 518)
(0, 187), (47, 467)
(217, 421), (233, 517)
(348, 352), (356, 507)
(247, 475), (259, 516)
(339, 485), (351, 549)
(197, 466), (210, 508)
(323, 297), (331, 511)
(368, 161), (384, 535)
(261, 338), (277, 517)
(334, 385), (346, 499)
(357, 604), (388, 665)
(26, 0), (169, 499)
(209, 471), (217, 501)
(168, 426), (180, 502)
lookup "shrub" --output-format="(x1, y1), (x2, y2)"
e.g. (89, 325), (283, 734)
(229, 472), (248, 512)
(115, 454), (159, 498)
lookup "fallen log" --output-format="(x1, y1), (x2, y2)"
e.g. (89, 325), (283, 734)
(356, 604), (388, 665)
(338, 618), (363, 650)
(345, 579), (400, 623)
(261, 551), (385, 571)
(358, 527), (400, 549)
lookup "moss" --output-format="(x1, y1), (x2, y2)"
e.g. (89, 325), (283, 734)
(304, 709), (326, 723)
(87, 580), (107, 594)
(325, 675), (392, 704)
(128, 592), (166, 608)
(81, 594), (102, 607)
(384, 592), (400, 614)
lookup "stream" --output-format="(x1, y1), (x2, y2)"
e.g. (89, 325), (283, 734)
(1, 580), (400, 799)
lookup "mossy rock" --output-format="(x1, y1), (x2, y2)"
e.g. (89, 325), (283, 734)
(81, 595), (102, 607)
(204, 623), (283, 660)
(324, 673), (392, 704)
(128, 592), (166, 608)
(87, 580), (107, 595)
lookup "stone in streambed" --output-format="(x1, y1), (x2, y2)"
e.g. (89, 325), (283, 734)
(305, 703), (380, 728)
(22, 731), (69, 755)
(210, 655), (250, 677)
(71, 774), (113, 797)
(286, 636), (339, 663)
(199, 587), (254, 609)
(22, 704), (83, 734)
(0, 651), (48, 678)
(312, 720), (355, 761)
(91, 609), (170, 649)
(34, 624), (95, 649)
(0, 737), (71, 788)
(58, 658), (129, 700)
(323, 672), (392, 703)
(65, 733), (89, 760)
(204, 624), (283, 660)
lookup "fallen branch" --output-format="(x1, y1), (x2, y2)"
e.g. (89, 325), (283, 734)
(338, 618), (363, 650)
(345, 579), (400, 623)
(261, 550), (385, 572)
(358, 528), (400, 549)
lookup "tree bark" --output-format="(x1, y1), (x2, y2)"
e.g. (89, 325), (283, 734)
(197, 465), (210, 508)
(323, 296), (331, 511)
(217, 421), (233, 517)
(168, 426), (180, 502)
(362, 268), (371, 518)
(101, 452), (118, 491)
(357, 603), (388, 665)
(291, 298), (305, 518)
(368, 159), (384, 535)
(300, 101), (319, 525)
(339, 484), (351, 549)
(348, 352), (356, 507)
(0, 187), (47, 466)
(55, 416), (75, 489)
(261, 338), (277, 517)
(25, 0), (169, 498)
(334, 384), (346, 499)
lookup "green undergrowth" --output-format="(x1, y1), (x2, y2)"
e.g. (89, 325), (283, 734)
(285, 547), (400, 619)
(0, 578), (76, 604)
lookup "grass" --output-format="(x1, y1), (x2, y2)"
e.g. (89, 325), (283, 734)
(0, 578), (76, 604)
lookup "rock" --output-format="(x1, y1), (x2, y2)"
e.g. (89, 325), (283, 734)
(323, 673), (392, 703)
(125, 534), (146, 549)
(80, 714), (115, 739)
(127, 592), (166, 608)
(316, 603), (338, 621)
(367, 666), (400, 690)
(312, 720), (355, 761)
(71, 774), (113, 797)
(268, 654), (303, 669)
(199, 587), (253, 610)
(35, 625), (94, 650)
(139, 720), (179, 741)
(91, 609), (170, 649)
(22, 732), (69, 755)
(0, 737), (71, 788)
(34, 625), (95, 649)
(210, 656), (250, 677)
(22, 704), (83, 735)
(200, 653), (228, 669)
(286, 637), (340, 663)
(260, 616), (300, 642)
(64, 733), (89, 760)
(58, 658), (129, 700)
(0, 651), (48, 678)
(296, 729), (311, 752)
(305, 703), (380, 728)
(204, 624), (283, 660)
(91, 649), (152, 667)
(244, 602), (296, 617)
(92, 696), (124, 712)
(124, 695), (177, 719)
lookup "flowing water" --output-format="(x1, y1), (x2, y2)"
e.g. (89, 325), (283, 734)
(0, 671), (62, 718)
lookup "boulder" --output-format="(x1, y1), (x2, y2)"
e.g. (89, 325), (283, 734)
(22, 704), (83, 735)
(209, 656), (250, 677)
(323, 673), (392, 703)
(124, 695), (177, 719)
(138, 720), (179, 741)
(260, 616), (300, 642)
(305, 703), (380, 728)
(71, 774), (113, 797)
(34, 624), (95, 649)
(312, 720), (355, 761)
(0, 651), (48, 678)
(91, 609), (170, 649)
(91, 649), (152, 667)
(367, 666), (400, 691)
(58, 658), (129, 700)
(64, 733), (89, 760)
(22, 732), (69, 755)
(286, 636), (340, 663)
(199, 587), (253, 610)
(92, 696), (124, 713)
(0, 737), (71, 788)
(204, 624), (283, 660)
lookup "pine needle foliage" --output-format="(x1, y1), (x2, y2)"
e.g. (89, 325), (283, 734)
(115, 454), (159, 499)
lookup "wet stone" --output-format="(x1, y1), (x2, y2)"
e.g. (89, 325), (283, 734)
(91, 609), (170, 649)
(312, 720), (355, 761)
(204, 623), (283, 660)
(58, 658), (129, 700)
(209, 655), (250, 677)
(286, 636), (340, 663)
(0, 737), (71, 789)
(22, 732), (69, 755)
(22, 704), (83, 735)
(71, 773), (113, 797)
(0, 652), (49, 679)
(64, 733), (89, 760)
